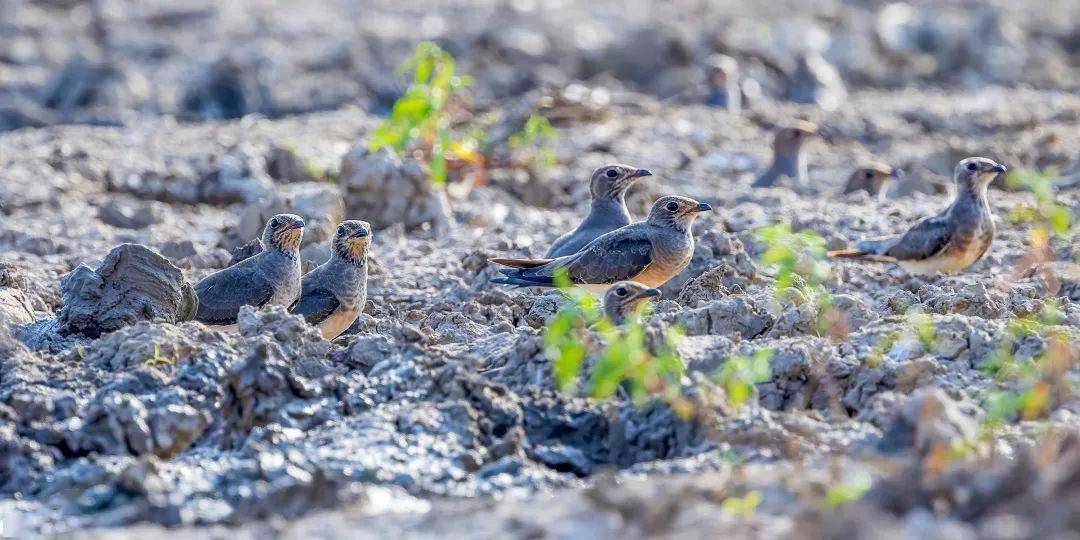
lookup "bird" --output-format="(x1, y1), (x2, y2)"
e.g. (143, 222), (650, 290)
(291, 220), (371, 340)
(545, 164), (653, 258)
(705, 54), (741, 112)
(603, 281), (661, 324)
(752, 121), (818, 188)
(194, 213), (304, 327)
(490, 195), (712, 295)
(843, 162), (902, 200)
(828, 157), (1006, 275)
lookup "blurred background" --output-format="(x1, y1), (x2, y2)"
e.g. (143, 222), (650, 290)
(2, 0), (1078, 132)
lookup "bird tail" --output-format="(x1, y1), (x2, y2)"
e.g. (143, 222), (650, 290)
(826, 249), (896, 263)
(488, 257), (553, 269)
(491, 275), (556, 287)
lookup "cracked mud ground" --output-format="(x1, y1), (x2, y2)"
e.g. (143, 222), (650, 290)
(2, 0), (1080, 538)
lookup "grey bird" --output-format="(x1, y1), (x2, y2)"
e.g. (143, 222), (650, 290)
(843, 162), (902, 200)
(603, 281), (661, 324)
(705, 54), (741, 112)
(291, 220), (371, 340)
(546, 164), (653, 258)
(490, 196), (712, 295)
(752, 121), (818, 188)
(828, 157), (1006, 275)
(194, 213), (304, 326)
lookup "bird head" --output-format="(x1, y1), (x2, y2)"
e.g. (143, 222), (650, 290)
(954, 157), (1006, 193)
(332, 220), (372, 264)
(706, 54), (739, 88)
(263, 213), (305, 252)
(603, 281), (662, 324)
(590, 164), (652, 201)
(772, 121), (818, 157)
(647, 195), (712, 230)
(850, 162), (901, 195)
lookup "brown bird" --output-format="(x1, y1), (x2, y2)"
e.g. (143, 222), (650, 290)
(828, 157), (1005, 275)
(603, 281), (661, 324)
(752, 121), (818, 188)
(843, 162), (902, 200)
(490, 196), (712, 295)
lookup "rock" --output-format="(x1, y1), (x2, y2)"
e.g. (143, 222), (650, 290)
(97, 200), (163, 229)
(339, 146), (453, 233)
(58, 244), (199, 338)
(0, 288), (36, 328)
(197, 150), (277, 206)
(39, 56), (122, 112)
(876, 387), (978, 455)
(265, 144), (321, 184)
(180, 56), (272, 121)
(222, 182), (345, 253)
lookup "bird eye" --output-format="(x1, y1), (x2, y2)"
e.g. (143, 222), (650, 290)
(966, 162), (978, 172)
(337, 225), (346, 236)
(666, 201), (679, 212)
(270, 218), (280, 227)
(792, 130), (800, 138)
(865, 171), (874, 179)
(605, 169), (618, 178)
(615, 287), (627, 296)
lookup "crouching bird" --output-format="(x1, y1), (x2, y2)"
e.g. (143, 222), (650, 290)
(490, 196), (712, 295)
(291, 220), (371, 339)
(828, 157), (1005, 275)
(603, 281), (661, 325)
(195, 214), (304, 327)
(546, 164), (652, 258)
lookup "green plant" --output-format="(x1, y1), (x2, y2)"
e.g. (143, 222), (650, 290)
(756, 224), (842, 337)
(822, 473), (872, 508)
(1005, 168), (1072, 240)
(369, 42), (484, 184)
(756, 224), (829, 299)
(508, 113), (558, 170)
(979, 301), (1075, 428)
(144, 344), (172, 367)
(545, 270), (686, 409)
(908, 312), (938, 351)
(715, 349), (773, 408)
(720, 490), (762, 517)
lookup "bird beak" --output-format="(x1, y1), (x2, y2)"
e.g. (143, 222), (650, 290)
(632, 168), (653, 178)
(352, 229), (369, 238)
(289, 219), (305, 229)
(640, 288), (662, 298)
(989, 163), (1007, 174)
(695, 202), (713, 212)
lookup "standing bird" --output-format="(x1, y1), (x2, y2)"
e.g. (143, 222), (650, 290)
(603, 281), (661, 324)
(705, 54), (741, 112)
(490, 196), (712, 295)
(291, 220), (372, 340)
(752, 121), (818, 188)
(546, 164), (653, 258)
(828, 157), (1006, 275)
(843, 162), (902, 200)
(195, 214), (304, 327)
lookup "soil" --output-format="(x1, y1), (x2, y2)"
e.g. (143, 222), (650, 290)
(2, 0), (1080, 538)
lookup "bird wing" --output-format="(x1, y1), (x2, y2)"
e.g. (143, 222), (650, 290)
(291, 287), (340, 325)
(881, 214), (953, 261)
(562, 227), (654, 284)
(194, 259), (274, 325)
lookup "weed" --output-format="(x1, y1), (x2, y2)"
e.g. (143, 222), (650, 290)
(369, 42), (484, 184)
(508, 114), (558, 170)
(545, 270), (686, 409)
(715, 349), (772, 409)
(721, 490), (762, 517)
(144, 344), (172, 367)
(822, 473), (872, 508)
